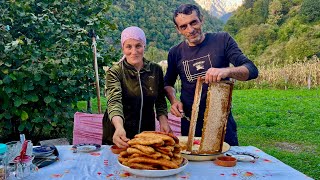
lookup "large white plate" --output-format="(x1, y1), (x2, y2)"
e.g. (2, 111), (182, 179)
(117, 157), (188, 177)
(178, 136), (230, 161)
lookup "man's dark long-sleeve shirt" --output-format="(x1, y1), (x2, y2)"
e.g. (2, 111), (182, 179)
(164, 32), (258, 145)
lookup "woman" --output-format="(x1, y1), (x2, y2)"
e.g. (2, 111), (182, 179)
(102, 26), (172, 148)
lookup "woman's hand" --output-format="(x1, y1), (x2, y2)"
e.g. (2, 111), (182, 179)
(111, 116), (129, 148)
(112, 127), (129, 148)
(158, 115), (173, 134)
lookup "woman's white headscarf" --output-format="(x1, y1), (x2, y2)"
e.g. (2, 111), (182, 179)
(119, 26), (146, 62)
(121, 26), (146, 48)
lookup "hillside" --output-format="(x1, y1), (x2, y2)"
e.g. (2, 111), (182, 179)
(224, 0), (320, 67)
(106, 0), (223, 52)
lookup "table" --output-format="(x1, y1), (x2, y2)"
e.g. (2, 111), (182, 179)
(19, 145), (312, 180)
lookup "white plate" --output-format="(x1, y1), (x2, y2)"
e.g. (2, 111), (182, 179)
(232, 155), (255, 162)
(117, 157), (188, 177)
(72, 143), (101, 153)
(178, 136), (230, 161)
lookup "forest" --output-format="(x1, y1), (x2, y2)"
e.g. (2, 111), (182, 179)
(105, 0), (223, 62)
(105, 0), (320, 88)
(107, 0), (223, 49)
(101, 0), (320, 67)
(220, 0), (320, 89)
(224, 0), (319, 67)
(104, 0), (319, 67)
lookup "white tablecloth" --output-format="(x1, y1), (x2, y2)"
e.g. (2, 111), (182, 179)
(18, 145), (312, 180)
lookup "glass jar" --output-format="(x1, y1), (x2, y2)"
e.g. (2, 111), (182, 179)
(5, 141), (21, 179)
(12, 155), (36, 179)
(5, 141), (21, 164)
(0, 143), (7, 180)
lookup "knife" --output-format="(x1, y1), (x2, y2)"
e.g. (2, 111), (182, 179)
(180, 112), (191, 121)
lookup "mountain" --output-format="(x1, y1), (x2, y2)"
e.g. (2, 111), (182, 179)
(223, 0), (320, 67)
(194, 0), (243, 21)
(106, 0), (223, 52)
(220, 12), (233, 23)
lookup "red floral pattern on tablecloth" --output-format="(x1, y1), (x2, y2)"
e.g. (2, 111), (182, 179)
(39, 145), (310, 179)
(179, 175), (189, 179)
(104, 159), (109, 166)
(106, 173), (114, 178)
(219, 170), (258, 179)
(51, 174), (63, 178)
(231, 173), (238, 177)
(244, 171), (254, 177)
(263, 158), (272, 162)
(177, 172), (190, 179)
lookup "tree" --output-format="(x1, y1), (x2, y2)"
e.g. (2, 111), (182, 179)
(243, 0), (255, 8)
(0, 0), (119, 142)
(300, 0), (320, 22)
(267, 0), (283, 25)
(145, 46), (168, 63)
(224, 0), (270, 35)
(235, 24), (277, 60)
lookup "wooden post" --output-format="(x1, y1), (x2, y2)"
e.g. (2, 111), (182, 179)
(284, 75), (288, 90)
(308, 74), (311, 90)
(89, 30), (102, 114)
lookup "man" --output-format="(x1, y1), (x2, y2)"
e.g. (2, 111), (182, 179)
(164, 4), (258, 146)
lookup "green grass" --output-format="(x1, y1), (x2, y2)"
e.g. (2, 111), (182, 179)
(77, 98), (108, 114)
(232, 89), (320, 179)
(78, 89), (320, 179)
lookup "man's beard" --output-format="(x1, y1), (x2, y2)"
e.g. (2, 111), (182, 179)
(185, 32), (204, 46)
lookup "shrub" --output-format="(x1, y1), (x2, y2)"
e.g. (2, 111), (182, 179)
(0, 1), (119, 143)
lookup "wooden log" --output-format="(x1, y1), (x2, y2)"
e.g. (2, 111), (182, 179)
(186, 77), (203, 152)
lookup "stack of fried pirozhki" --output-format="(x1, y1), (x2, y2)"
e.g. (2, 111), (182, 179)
(118, 131), (183, 170)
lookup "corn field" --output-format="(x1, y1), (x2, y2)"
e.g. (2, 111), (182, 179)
(158, 56), (320, 91)
(249, 55), (320, 89)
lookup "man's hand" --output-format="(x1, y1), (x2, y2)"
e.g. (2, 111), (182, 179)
(158, 115), (173, 134)
(170, 100), (184, 118)
(204, 67), (230, 83)
(205, 66), (250, 83)
(164, 86), (185, 118)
